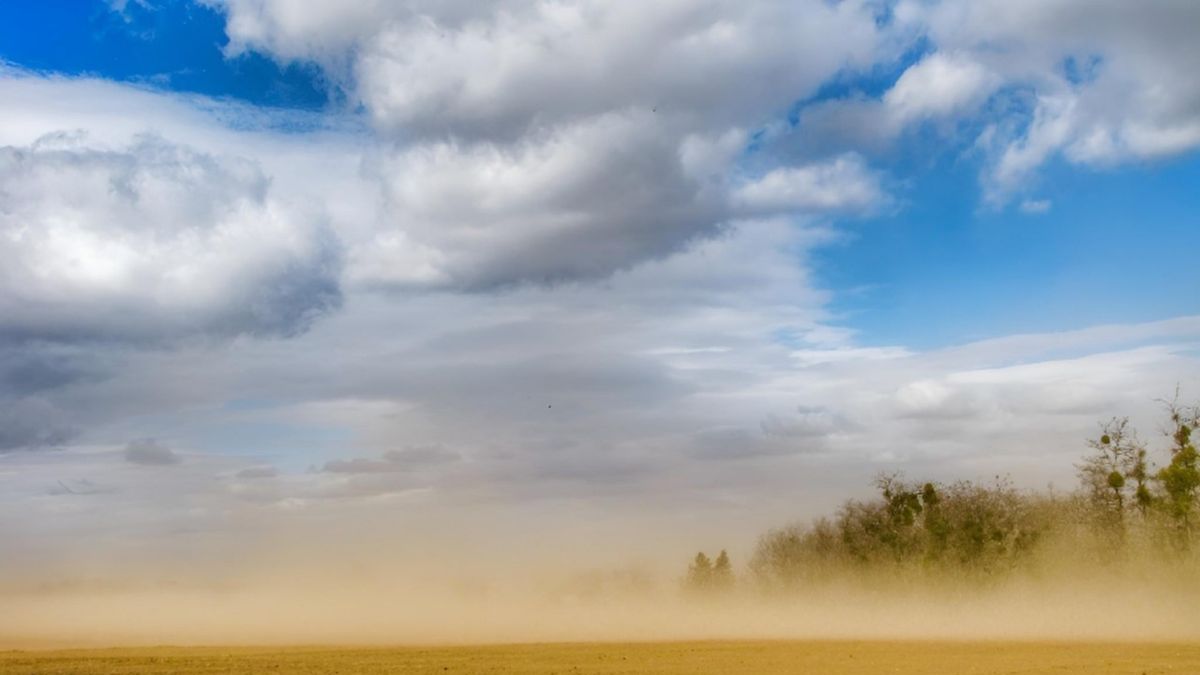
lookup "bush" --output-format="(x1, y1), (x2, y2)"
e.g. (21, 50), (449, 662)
(749, 475), (1048, 588)
(702, 390), (1200, 595)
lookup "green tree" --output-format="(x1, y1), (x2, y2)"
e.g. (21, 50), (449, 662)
(919, 482), (949, 561)
(1155, 400), (1200, 549)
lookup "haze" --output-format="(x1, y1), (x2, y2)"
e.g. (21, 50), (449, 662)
(2, 0), (1200, 651)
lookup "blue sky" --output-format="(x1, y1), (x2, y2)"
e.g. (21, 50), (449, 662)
(0, 1), (329, 108)
(826, 152), (1200, 348)
(2, 0), (1200, 582)
(3, 1), (1193, 351)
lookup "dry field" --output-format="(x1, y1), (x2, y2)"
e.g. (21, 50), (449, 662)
(3, 641), (1199, 674)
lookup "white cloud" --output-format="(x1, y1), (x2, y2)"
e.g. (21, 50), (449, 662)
(896, 0), (1200, 204)
(766, 1), (1200, 206)
(1019, 198), (1052, 214)
(203, 0), (893, 286)
(733, 154), (884, 215)
(195, 0), (1200, 215)
(1, 0), (1200, 574)
(789, 346), (912, 368)
(360, 111), (728, 288)
(883, 51), (999, 125)
(0, 122), (341, 342)
(215, 0), (884, 139)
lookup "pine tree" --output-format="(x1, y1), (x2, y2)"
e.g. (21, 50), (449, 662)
(686, 552), (713, 591)
(711, 549), (734, 591)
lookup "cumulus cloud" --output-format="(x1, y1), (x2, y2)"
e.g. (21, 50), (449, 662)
(0, 132), (342, 342)
(358, 112), (729, 288)
(216, 0), (884, 138)
(733, 154), (884, 215)
(882, 51), (999, 126)
(894, 0), (1200, 204)
(1, 0), (1199, 573)
(205, 0), (892, 287)
(765, 1), (1200, 206)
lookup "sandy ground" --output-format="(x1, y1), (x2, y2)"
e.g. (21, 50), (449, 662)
(3, 641), (1199, 674)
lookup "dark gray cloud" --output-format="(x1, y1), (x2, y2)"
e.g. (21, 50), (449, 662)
(0, 351), (98, 394)
(0, 397), (76, 452)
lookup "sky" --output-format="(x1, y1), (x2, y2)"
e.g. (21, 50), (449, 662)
(1, 0), (1199, 582)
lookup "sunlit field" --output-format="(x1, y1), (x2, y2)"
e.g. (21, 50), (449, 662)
(6, 641), (1200, 675)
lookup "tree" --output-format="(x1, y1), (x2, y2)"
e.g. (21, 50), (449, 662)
(1078, 418), (1146, 538)
(1130, 444), (1153, 518)
(711, 550), (735, 591)
(1155, 399), (1200, 549)
(685, 552), (713, 592)
(919, 482), (949, 561)
(750, 522), (835, 589)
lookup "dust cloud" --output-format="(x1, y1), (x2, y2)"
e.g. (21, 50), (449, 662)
(3, 551), (1198, 648)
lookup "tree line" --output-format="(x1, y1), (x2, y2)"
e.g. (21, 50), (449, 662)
(683, 393), (1200, 593)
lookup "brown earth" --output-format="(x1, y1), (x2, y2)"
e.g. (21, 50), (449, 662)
(3, 640), (1198, 674)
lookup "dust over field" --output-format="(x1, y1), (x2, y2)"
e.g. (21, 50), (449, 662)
(3, 641), (1199, 675)
(5, 408), (1200, 664)
(5, 573), (1200, 647)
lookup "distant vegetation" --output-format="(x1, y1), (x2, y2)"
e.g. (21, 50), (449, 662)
(684, 393), (1200, 593)
(684, 550), (734, 594)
